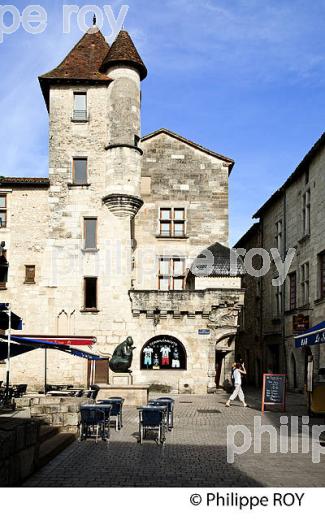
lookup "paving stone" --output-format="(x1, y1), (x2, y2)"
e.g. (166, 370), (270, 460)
(23, 390), (325, 487)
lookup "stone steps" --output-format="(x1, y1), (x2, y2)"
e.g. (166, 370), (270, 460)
(37, 430), (76, 469)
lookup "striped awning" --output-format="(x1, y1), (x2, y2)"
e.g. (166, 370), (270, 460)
(0, 335), (107, 361)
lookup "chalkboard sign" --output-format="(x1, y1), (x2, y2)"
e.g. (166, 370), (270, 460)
(262, 374), (287, 414)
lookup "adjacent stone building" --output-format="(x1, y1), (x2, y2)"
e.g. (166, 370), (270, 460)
(0, 26), (244, 393)
(236, 133), (325, 390)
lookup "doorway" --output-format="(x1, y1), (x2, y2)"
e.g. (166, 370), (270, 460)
(290, 353), (298, 389)
(215, 351), (227, 387)
(87, 359), (109, 386)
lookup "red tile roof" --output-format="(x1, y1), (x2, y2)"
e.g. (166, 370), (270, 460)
(39, 27), (112, 108)
(0, 177), (50, 187)
(100, 30), (147, 80)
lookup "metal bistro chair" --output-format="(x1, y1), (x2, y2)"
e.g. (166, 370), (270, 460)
(138, 405), (167, 445)
(12, 384), (28, 398)
(97, 398), (124, 431)
(79, 405), (111, 442)
(156, 397), (175, 430)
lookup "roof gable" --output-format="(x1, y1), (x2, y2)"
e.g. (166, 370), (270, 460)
(141, 129), (234, 172)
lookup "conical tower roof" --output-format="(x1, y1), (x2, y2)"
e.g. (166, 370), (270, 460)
(100, 30), (147, 80)
(39, 27), (112, 108)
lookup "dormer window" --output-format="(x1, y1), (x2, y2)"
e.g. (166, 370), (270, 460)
(73, 92), (87, 121)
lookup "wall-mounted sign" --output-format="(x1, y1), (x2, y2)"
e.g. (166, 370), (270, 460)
(198, 329), (210, 336)
(141, 335), (187, 370)
(293, 314), (309, 333)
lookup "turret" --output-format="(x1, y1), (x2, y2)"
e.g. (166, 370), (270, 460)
(100, 30), (147, 217)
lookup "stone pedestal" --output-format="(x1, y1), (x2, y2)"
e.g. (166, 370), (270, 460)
(111, 373), (133, 385)
(97, 384), (149, 406)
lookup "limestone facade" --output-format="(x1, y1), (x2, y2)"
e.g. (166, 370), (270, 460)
(236, 134), (325, 390)
(0, 28), (243, 393)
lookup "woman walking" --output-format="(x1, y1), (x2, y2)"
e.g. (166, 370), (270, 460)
(226, 362), (248, 407)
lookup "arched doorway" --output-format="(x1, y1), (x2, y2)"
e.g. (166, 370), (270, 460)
(141, 335), (187, 370)
(215, 333), (236, 387)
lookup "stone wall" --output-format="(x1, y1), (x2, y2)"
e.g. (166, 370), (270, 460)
(236, 138), (325, 390)
(0, 66), (241, 394)
(16, 396), (92, 432)
(0, 416), (40, 486)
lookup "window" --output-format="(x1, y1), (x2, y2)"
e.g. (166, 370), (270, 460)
(302, 189), (310, 236)
(73, 158), (88, 185)
(84, 218), (97, 250)
(73, 92), (87, 120)
(84, 277), (97, 310)
(275, 220), (282, 254)
(289, 272), (296, 310)
(159, 208), (186, 238)
(158, 257), (185, 290)
(25, 265), (35, 284)
(0, 249), (8, 289)
(141, 335), (187, 370)
(319, 251), (325, 300)
(0, 195), (7, 228)
(300, 262), (309, 305)
(275, 286), (282, 316)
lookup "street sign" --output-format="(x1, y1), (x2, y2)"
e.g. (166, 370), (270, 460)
(198, 329), (210, 335)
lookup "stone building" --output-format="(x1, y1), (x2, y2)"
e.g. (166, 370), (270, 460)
(236, 133), (325, 390)
(0, 26), (244, 393)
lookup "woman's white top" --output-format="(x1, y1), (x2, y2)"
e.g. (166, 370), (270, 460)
(233, 368), (242, 385)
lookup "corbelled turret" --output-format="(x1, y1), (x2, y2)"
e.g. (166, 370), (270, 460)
(101, 29), (147, 218)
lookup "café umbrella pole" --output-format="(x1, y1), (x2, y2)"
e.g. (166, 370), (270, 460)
(44, 347), (47, 395)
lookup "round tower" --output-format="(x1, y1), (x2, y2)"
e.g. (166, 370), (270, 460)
(100, 30), (147, 217)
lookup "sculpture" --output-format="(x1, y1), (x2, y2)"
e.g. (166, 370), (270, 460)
(109, 336), (136, 373)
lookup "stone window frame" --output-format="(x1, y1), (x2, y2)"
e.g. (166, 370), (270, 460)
(72, 156), (89, 186)
(300, 262), (310, 306)
(275, 284), (282, 316)
(275, 219), (283, 255)
(24, 265), (36, 284)
(302, 188), (311, 238)
(158, 256), (186, 290)
(318, 250), (325, 300)
(0, 248), (8, 290)
(288, 271), (297, 310)
(0, 193), (8, 228)
(83, 217), (98, 251)
(156, 206), (188, 239)
(82, 276), (99, 312)
(71, 91), (89, 123)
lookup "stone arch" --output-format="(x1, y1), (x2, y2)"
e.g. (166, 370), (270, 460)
(213, 331), (237, 388)
(57, 310), (68, 335)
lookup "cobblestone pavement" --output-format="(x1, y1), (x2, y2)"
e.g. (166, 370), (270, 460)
(24, 390), (325, 487)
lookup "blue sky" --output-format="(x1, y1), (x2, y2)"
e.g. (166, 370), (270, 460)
(0, 0), (324, 245)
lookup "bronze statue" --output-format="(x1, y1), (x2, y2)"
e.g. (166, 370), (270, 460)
(109, 336), (135, 373)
